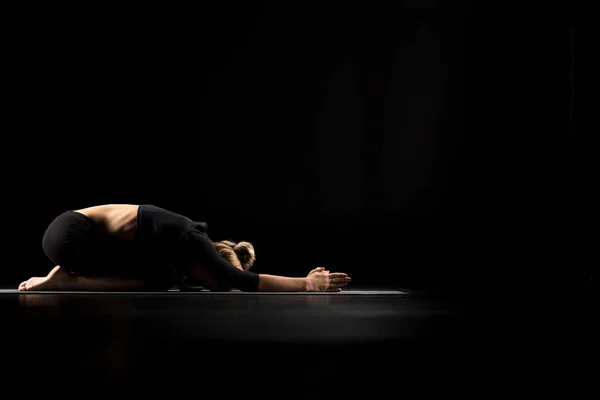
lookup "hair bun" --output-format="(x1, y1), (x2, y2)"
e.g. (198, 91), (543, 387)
(233, 241), (256, 270)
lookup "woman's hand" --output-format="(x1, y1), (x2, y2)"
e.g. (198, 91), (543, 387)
(305, 267), (351, 292)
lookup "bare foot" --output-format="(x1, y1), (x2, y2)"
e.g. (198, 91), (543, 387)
(18, 266), (74, 291)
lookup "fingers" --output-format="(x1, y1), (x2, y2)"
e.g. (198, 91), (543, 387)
(328, 274), (351, 288)
(308, 270), (352, 292)
(329, 277), (350, 283)
(328, 273), (350, 286)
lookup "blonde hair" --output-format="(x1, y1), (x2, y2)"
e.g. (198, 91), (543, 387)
(213, 240), (256, 271)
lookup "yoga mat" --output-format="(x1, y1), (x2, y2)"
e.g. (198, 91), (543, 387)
(0, 289), (407, 295)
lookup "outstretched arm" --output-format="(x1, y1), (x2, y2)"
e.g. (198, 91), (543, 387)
(257, 274), (307, 291)
(258, 267), (350, 292)
(180, 230), (351, 292)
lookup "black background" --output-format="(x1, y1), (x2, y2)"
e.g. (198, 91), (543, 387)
(2, 3), (582, 297)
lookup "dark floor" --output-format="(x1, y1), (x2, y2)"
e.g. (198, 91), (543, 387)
(1, 286), (592, 398)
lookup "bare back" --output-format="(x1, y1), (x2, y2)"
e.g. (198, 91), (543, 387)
(75, 204), (139, 241)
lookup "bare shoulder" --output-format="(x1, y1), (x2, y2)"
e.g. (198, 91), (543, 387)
(74, 204), (140, 240)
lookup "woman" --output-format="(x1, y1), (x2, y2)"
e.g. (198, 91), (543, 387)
(18, 204), (351, 292)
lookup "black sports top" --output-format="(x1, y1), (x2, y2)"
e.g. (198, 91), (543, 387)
(135, 205), (259, 292)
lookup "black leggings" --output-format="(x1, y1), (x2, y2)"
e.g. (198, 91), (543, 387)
(42, 210), (96, 272)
